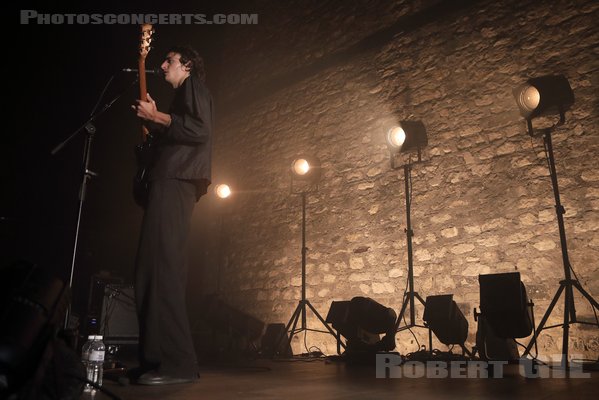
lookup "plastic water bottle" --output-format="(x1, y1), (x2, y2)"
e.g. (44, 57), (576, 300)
(81, 335), (94, 390)
(86, 335), (106, 389)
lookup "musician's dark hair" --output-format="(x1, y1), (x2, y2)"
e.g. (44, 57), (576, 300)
(169, 45), (206, 83)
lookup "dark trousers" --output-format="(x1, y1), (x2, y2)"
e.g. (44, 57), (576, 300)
(135, 178), (198, 377)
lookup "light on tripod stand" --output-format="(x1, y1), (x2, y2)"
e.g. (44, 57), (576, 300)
(291, 156), (321, 183)
(512, 74), (599, 369)
(214, 183), (232, 199)
(276, 154), (339, 356)
(385, 121), (428, 153)
(385, 121), (428, 169)
(291, 159), (310, 176)
(512, 75), (574, 135)
(383, 120), (434, 346)
(386, 126), (406, 149)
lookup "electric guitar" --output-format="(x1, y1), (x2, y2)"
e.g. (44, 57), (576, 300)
(133, 23), (154, 208)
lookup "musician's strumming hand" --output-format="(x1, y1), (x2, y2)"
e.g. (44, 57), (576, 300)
(132, 93), (172, 127)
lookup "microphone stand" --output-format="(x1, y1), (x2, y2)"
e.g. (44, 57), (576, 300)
(52, 76), (139, 330)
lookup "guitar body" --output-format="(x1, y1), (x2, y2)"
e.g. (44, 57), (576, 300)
(133, 23), (154, 208)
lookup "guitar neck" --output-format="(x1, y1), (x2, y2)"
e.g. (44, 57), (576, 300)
(138, 58), (149, 138)
(138, 58), (148, 102)
(137, 23), (153, 141)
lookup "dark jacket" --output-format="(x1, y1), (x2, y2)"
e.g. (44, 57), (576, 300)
(149, 75), (213, 196)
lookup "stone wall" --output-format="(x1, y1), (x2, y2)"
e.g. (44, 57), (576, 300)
(207, 0), (599, 357)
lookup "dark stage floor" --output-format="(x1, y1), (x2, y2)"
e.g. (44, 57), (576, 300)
(81, 356), (599, 400)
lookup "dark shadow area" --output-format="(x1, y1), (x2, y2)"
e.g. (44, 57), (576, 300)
(221, 0), (486, 112)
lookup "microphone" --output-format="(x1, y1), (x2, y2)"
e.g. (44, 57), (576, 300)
(122, 68), (162, 74)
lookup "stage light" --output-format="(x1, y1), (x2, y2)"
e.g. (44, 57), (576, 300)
(387, 126), (406, 148)
(292, 159), (310, 176)
(478, 272), (533, 339)
(279, 153), (336, 354)
(475, 272), (533, 361)
(290, 156), (321, 183)
(423, 294), (468, 347)
(385, 121), (428, 153)
(512, 74), (574, 121)
(326, 297), (397, 353)
(385, 119), (429, 334)
(517, 85), (540, 113)
(214, 184), (232, 199)
(512, 75), (598, 369)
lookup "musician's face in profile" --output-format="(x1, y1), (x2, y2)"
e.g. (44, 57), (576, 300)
(161, 52), (191, 88)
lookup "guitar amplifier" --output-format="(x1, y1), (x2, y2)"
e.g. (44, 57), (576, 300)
(100, 284), (139, 344)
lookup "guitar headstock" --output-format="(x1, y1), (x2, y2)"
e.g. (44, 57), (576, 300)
(139, 24), (154, 60)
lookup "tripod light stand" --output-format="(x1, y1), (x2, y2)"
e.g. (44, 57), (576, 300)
(385, 121), (430, 334)
(277, 156), (340, 355)
(214, 183), (233, 294)
(513, 75), (599, 369)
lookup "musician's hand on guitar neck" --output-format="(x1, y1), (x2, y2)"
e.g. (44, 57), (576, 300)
(133, 93), (157, 121)
(132, 93), (172, 128)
